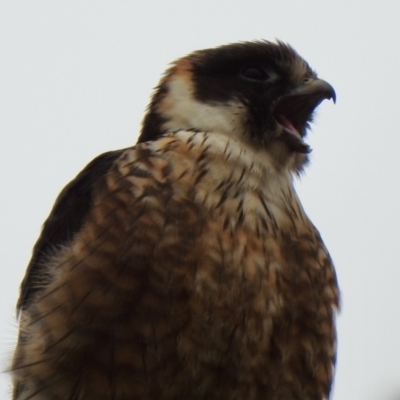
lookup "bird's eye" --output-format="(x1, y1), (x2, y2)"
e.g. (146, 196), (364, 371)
(240, 65), (271, 82)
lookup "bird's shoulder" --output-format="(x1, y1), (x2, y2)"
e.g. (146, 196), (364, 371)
(18, 148), (127, 311)
(16, 131), (222, 311)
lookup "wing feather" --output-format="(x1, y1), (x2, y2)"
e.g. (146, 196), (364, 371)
(18, 149), (127, 311)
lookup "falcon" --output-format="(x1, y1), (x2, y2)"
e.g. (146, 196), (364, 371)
(11, 40), (339, 400)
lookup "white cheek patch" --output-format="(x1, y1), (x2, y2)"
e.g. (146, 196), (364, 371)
(158, 76), (247, 138)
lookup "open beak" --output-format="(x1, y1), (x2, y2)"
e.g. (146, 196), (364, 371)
(272, 78), (336, 153)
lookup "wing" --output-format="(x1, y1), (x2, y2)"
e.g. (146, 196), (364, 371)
(12, 136), (206, 399)
(18, 149), (127, 312)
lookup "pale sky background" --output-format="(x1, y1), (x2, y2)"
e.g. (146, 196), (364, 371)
(1, 1), (400, 399)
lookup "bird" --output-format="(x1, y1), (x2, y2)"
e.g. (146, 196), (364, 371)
(11, 40), (339, 400)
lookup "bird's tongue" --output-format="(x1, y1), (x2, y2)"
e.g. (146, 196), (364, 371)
(277, 115), (301, 137)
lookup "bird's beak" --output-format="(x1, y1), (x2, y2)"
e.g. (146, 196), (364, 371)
(272, 78), (335, 153)
(273, 78), (336, 120)
(288, 78), (336, 104)
(273, 78), (336, 137)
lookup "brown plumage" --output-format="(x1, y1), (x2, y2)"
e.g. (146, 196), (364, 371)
(11, 41), (339, 400)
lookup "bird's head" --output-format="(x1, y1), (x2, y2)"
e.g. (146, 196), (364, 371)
(139, 40), (335, 172)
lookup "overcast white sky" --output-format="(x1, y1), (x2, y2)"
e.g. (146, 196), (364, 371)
(1, 1), (400, 399)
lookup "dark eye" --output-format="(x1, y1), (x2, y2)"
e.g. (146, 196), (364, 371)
(240, 65), (271, 82)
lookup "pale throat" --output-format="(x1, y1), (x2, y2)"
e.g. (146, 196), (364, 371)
(161, 130), (302, 229)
